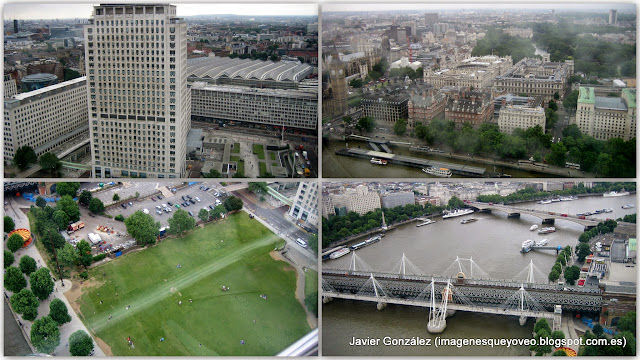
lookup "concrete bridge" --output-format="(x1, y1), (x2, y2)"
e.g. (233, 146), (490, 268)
(468, 201), (601, 229)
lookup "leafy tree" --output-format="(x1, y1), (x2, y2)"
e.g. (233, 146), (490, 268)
(545, 142), (567, 166)
(56, 195), (80, 222)
(447, 196), (465, 210)
(553, 92), (560, 100)
(534, 318), (552, 335)
(4, 216), (15, 233)
(49, 298), (72, 325)
(223, 196), (243, 212)
(393, 118), (407, 136)
(19, 255), (37, 275)
(576, 242), (591, 263)
(210, 205), (226, 219)
(617, 311), (636, 335)
(548, 100), (558, 111)
(58, 243), (78, 267)
(36, 196), (47, 208)
(549, 269), (561, 282)
(115, 214), (125, 221)
(31, 267), (55, 300)
(78, 190), (92, 207)
(203, 169), (222, 178)
(349, 78), (363, 88)
(592, 323), (604, 336)
(167, 209), (196, 235)
(248, 182), (269, 196)
(307, 233), (318, 254)
(42, 231), (66, 254)
(356, 116), (375, 133)
(13, 145), (38, 170)
(198, 208), (210, 222)
(69, 330), (94, 356)
(553, 349), (568, 356)
(530, 328), (553, 355)
(112, 193), (120, 202)
(563, 265), (581, 285)
(31, 316), (60, 354)
(4, 250), (15, 269)
(39, 152), (62, 175)
(564, 90), (579, 111)
(232, 171), (247, 178)
(124, 211), (159, 246)
(52, 210), (70, 231)
(56, 182), (80, 198)
(10, 289), (39, 321)
(88, 198), (105, 214)
(342, 116), (353, 125)
(5, 266), (27, 292)
(551, 330), (565, 339)
(305, 292), (318, 315)
(7, 233), (25, 252)
(76, 240), (91, 256)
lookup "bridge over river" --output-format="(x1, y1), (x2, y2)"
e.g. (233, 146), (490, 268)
(323, 254), (603, 333)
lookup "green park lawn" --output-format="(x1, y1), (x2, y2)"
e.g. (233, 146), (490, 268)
(232, 143), (240, 154)
(253, 144), (265, 160)
(259, 162), (267, 176)
(305, 269), (318, 298)
(76, 212), (310, 356)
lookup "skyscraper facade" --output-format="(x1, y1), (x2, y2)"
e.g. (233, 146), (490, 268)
(85, 4), (190, 178)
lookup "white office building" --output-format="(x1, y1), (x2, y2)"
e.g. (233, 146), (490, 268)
(4, 77), (88, 163)
(85, 4), (190, 178)
(289, 182), (319, 227)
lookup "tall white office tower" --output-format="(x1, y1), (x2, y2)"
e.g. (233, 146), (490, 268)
(85, 4), (190, 178)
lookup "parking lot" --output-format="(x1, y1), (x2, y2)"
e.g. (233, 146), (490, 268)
(90, 181), (183, 206)
(104, 182), (226, 227)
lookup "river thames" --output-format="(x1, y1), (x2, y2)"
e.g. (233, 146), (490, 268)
(322, 193), (636, 356)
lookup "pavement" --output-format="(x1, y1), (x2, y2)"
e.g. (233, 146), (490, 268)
(3, 195), (106, 356)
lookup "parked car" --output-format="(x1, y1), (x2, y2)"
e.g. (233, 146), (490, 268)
(121, 203), (127, 209)
(188, 211), (194, 217)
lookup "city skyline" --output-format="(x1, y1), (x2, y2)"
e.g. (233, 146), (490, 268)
(4, 3), (318, 20)
(323, 2), (636, 13)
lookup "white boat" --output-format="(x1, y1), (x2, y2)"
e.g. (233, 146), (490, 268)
(329, 248), (351, 259)
(370, 158), (388, 165)
(417, 219), (436, 227)
(604, 208), (613, 213)
(530, 224), (539, 231)
(538, 199), (552, 205)
(603, 191), (630, 197)
(535, 239), (548, 246)
(422, 166), (452, 178)
(461, 218), (477, 224)
(538, 227), (556, 234)
(622, 204), (635, 209)
(442, 208), (474, 219)
(521, 240), (534, 253)
(551, 198), (561, 202)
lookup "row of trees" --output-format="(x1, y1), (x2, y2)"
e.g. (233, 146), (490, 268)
(13, 145), (62, 175)
(579, 312), (636, 356)
(547, 246), (573, 282)
(322, 201), (449, 248)
(529, 318), (567, 356)
(123, 196), (243, 245)
(578, 219), (618, 244)
(476, 182), (634, 204)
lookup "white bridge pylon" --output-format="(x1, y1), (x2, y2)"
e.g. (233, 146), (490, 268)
(442, 256), (491, 280)
(348, 251), (374, 273)
(356, 273), (392, 310)
(391, 253), (423, 277)
(513, 260), (548, 284)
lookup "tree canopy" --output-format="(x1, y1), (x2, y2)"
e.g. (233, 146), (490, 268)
(7, 233), (25, 252)
(4, 216), (15, 233)
(167, 209), (196, 235)
(49, 298), (72, 325)
(19, 255), (37, 275)
(13, 145), (38, 171)
(69, 330), (94, 356)
(10, 288), (39, 321)
(5, 266), (27, 293)
(78, 190), (92, 207)
(124, 211), (159, 246)
(4, 250), (14, 269)
(56, 195), (80, 222)
(88, 198), (105, 214)
(39, 152), (62, 175)
(56, 182), (80, 198)
(31, 316), (61, 354)
(223, 196), (243, 212)
(30, 267), (55, 300)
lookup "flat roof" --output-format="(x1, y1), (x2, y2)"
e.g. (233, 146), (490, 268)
(8, 76), (86, 102)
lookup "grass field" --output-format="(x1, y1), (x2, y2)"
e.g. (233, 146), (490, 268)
(232, 143), (240, 154)
(76, 212), (310, 356)
(270, 152), (276, 161)
(259, 162), (267, 176)
(304, 269), (318, 298)
(253, 144), (265, 160)
(230, 156), (244, 174)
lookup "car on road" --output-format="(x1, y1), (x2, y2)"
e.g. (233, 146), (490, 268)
(157, 195), (163, 200)
(296, 238), (307, 248)
(151, 196), (156, 201)
(188, 211), (194, 217)
(128, 202), (133, 206)
(186, 195), (193, 200)
(156, 209), (163, 215)
(215, 199), (222, 206)
(143, 209), (149, 214)
(121, 203), (127, 209)
(189, 198), (196, 204)
(167, 201), (173, 206)
(175, 204), (180, 209)
(195, 197), (201, 202)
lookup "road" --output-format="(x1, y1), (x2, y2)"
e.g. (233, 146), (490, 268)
(232, 189), (317, 269)
(3, 195), (106, 357)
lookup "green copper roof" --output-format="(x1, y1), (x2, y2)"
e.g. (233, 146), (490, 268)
(622, 88), (635, 109)
(578, 87), (595, 104)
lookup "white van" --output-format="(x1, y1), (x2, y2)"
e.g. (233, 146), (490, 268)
(296, 238), (307, 248)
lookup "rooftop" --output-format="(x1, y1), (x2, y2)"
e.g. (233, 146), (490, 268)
(6, 76), (86, 104)
(187, 57), (313, 83)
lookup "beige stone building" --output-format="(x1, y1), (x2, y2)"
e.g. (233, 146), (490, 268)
(575, 87), (636, 141)
(494, 58), (574, 102)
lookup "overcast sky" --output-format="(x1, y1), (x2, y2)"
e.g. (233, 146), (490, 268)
(3, 3), (318, 20)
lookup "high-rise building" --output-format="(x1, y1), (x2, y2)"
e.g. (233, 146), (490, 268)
(4, 77), (88, 164)
(4, 74), (17, 98)
(289, 182), (319, 227)
(85, 4), (190, 178)
(424, 13), (438, 29)
(609, 9), (618, 25)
